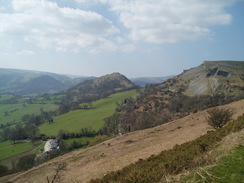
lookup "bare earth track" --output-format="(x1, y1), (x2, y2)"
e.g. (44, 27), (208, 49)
(2, 99), (244, 183)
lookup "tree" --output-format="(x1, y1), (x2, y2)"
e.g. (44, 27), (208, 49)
(206, 107), (234, 129)
(3, 128), (17, 143)
(22, 114), (30, 122)
(48, 117), (54, 124)
(24, 124), (40, 143)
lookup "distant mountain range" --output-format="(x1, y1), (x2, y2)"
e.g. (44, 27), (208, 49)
(130, 76), (174, 87)
(2, 60), (241, 96)
(0, 68), (174, 95)
(0, 68), (94, 94)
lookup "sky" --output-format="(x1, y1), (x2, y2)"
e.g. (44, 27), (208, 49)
(0, 0), (244, 78)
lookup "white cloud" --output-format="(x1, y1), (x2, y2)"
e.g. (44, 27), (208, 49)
(16, 50), (35, 56)
(0, 0), (119, 53)
(0, 0), (240, 54)
(99, 0), (236, 43)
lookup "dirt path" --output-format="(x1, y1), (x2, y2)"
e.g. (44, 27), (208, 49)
(3, 99), (244, 183)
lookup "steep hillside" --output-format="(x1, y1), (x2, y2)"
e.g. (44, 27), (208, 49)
(170, 61), (244, 96)
(108, 61), (244, 133)
(0, 68), (92, 94)
(2, 99), (244, 183)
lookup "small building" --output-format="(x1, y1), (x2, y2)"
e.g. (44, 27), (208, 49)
(44, 139), (59, 152)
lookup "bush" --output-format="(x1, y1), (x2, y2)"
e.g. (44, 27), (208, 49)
(16, 154), (36, 171)
(206, 107), (233, 129)
(0, 164), (9, 177)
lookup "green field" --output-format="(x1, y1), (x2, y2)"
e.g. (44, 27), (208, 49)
(39, 90), (138, 136)
(0, 93), (62, 126)
(0, 103), (58, 125)
(0, 140), (40, 161)
(32, 94), (65, 104)
(0, 94), (15, 102)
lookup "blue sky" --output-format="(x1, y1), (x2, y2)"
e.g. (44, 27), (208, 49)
(0, 0), (243, 78)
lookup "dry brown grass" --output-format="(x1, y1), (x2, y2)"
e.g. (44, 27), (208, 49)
(2, 99), (244, 183)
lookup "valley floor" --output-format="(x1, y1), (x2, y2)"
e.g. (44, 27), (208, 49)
(1, 99), (244, 183)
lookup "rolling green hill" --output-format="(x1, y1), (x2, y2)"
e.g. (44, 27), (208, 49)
(58, 73), (138, 115)
(39, 90), (138, 136)
(65, 72), (137, 102)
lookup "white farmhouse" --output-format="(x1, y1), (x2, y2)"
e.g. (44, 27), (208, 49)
(44, 139), (59, 152)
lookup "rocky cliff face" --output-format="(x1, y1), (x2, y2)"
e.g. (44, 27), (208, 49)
(179, 61), (244, 96)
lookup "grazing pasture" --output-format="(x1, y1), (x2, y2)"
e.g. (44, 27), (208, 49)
(0, 103), (58, 126)
(39, 90), (138, 136)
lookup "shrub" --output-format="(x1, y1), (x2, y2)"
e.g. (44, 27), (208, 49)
(16, 154), (35, 171)
(0, 164), (9, 177)
(206, 107), (233, 129)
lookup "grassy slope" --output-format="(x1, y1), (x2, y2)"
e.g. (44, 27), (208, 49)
(90, 114), (244, 183)
(39, 90), (138, 136)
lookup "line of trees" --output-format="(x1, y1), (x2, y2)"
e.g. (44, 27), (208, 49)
(57, 128), (100, 139)
(2, 123), (39, 144)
